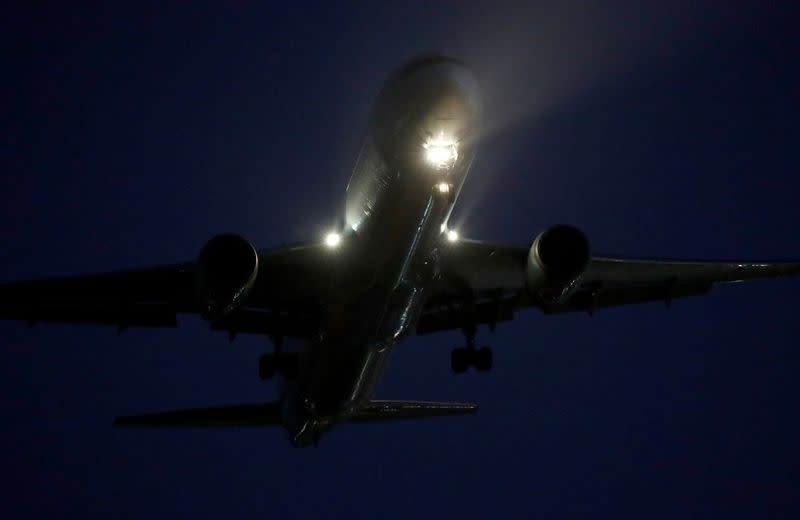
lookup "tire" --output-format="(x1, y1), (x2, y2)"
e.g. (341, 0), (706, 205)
(475, 347), (493, 372)
(259, 354), (276, 380)
(279, 354), (299, 379)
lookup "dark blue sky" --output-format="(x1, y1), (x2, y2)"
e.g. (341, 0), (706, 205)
(2, 2), (799, 517)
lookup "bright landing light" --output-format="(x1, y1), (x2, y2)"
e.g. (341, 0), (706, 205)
(324, 232), (341, 248)
(446, 229), (459, 242)
(436, 182), (450, 194)
(423, 132), (458, 170)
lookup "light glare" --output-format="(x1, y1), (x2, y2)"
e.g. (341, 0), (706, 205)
(437, 182), (450, 194)
(423, 132), (458, 170)
(446, 230), (459, 242)
(325, 232), (341, 248)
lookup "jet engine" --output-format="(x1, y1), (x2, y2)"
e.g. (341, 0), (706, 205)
(197, 233), (259, 320)
(526, 225), (590, 304)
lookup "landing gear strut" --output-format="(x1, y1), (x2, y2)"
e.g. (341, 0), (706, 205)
(434, 181), (456, 204)
(451, 326), (492, 374)
(258, 353), (298, 379)
(258, 336), (299, 380)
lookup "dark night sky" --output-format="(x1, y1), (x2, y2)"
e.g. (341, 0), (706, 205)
(2, 1), (799, 517)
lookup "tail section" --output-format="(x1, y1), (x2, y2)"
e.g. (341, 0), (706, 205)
(351, 400), (478, 422)
(114, 399), (478, 429)
(113, 402), (282, 427)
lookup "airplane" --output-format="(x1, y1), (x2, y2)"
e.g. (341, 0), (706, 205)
(2, 55), (799, 447)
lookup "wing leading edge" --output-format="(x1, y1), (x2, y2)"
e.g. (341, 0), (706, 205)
(419, 240), (800, 333)
(0, 243), (332, 339)
(545, 257), (800, 314)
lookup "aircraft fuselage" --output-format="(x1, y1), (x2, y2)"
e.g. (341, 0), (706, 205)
(284, 57), (481, 446)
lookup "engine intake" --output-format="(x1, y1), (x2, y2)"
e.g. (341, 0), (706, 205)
(527, 225), (590, 304)
(197, 233), (259, 320)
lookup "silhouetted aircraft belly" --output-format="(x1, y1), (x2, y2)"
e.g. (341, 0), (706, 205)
(2, 56), (798, 447)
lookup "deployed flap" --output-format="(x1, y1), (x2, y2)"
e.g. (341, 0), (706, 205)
(114, 402), (282, 427)
(350, 400), (479, 422)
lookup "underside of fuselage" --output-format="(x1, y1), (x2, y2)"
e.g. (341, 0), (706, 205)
(284, 56), (481, 447)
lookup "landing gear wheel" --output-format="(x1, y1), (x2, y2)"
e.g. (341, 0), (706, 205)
(451, 348), (470, 374)
(475, 346), (493, 372)
(280, 354), (299, 379)
(259, 353), (276, 380)
(259, 353), (299, 380)
(451, 346), (492, 373)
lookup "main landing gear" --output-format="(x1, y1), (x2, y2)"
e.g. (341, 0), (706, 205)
(258, 336), (298, 380)
(451, 327), (492, 374)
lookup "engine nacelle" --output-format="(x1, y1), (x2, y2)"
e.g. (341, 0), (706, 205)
(197, 233), (259, 320)
(526, 225), (590, 304)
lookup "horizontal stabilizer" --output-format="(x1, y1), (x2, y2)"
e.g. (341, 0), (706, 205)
(350, 400), (478, 422)
(114, 402), (282, 428)
(114, 400), (478, 428)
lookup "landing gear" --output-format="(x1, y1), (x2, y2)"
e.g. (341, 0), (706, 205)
(475, 346), (493, 371)
(451, 325), (492, 374)
(451, 346), (492, 373)
(434, 181), (456, 204)
(258, 353), (298, 380)
(258, 335), (298, 380)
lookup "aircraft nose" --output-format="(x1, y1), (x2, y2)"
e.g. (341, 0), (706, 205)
(386, 54), (481, 118)
(392, 55), (471, 82)
(373, 55), (481, 166)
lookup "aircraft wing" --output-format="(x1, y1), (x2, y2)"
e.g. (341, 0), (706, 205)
(417, 240), (800, 334)
(0, 243), (329, 338)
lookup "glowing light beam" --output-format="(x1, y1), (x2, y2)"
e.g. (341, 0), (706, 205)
(423, 132), (458, 170)
(324, 232), (341, 248)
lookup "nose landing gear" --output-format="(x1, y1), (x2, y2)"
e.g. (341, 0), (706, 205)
(434, 181), (456, 204)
